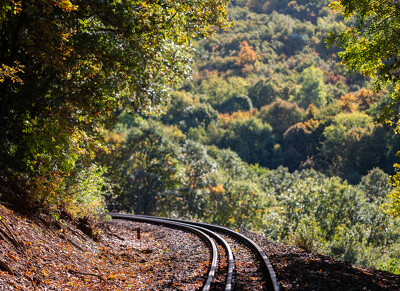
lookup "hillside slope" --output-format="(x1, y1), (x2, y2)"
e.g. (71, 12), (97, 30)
(0, 203), (210, 290)
(0, 204), (399, 290)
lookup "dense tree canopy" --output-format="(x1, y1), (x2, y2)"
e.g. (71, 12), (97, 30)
(99, 1), (400, 274)
(2, 0), (400, 276)
(326, 0), (400, 216)
(0, 0), (230, 217)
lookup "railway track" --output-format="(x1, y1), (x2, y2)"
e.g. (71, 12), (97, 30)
(109, 213), (279, 291)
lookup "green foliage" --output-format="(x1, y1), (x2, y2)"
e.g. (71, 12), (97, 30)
(161, 91), (194, 125)
(0, 0), (230, 218)
(3, 0), (399, 273)
(24, 0), (396, 274)
(31, 162), (109, 220)
(187, 126), (208, 144)
(95, 0), (400, 275)
(259, 99), (304, 135)
(292, 216), (324, 252)
(248, 79), (281, 109)
(380, 258), (400, 275)
(297, 66), (327, 108)
(180, 104), (219, 132)
(360, 168), (392, 202)
(323, 112), (373, 147)
(262, 167), (400, 269)
(326, 0), (400, 215)
(107, 118), (179, 215)
(326, 0), (400, 86)
(111, 112), (400, 272)
(282, 123), (312, 170)
(320, 112), (387, 180)
(209, 148), (247, 179)
(221, 116), (276, 166)
(219, 93), (253, 113)
(193, 73), (250, 108)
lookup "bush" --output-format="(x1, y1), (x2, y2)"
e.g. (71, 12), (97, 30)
(259, 99), (304, 135)
(219, 93), (253, 113)
(292, 216), (324, 252)
(30, 163), (109, 221)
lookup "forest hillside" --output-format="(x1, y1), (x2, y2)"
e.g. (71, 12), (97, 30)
(105, 0), (400, 273)
(1, 0), (400, 280)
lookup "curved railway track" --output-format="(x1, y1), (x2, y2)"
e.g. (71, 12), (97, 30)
(109, 213), (279, 291)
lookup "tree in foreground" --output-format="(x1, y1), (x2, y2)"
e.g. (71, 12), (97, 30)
(0, 0), (230, 218)
(326, 0), (400, 215)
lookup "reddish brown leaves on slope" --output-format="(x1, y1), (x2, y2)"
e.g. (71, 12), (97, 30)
(0, 205), (209, 290)
(2, 203), (400, 291)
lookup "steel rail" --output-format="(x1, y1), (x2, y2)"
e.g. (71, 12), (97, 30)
(130, 214), (280, 291)
(169, 220), (234, 291)
(128, 215), (235, 290)
(179, 221), (234, 291)
(109, 213), (218, 291)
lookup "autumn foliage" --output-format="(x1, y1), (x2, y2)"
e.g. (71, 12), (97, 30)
(0, 0), (231, 219)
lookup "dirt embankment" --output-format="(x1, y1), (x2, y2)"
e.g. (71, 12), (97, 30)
(0, 203), (400, 290)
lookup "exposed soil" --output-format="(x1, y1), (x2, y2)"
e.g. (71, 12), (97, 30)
(241, 229), (400, 290)
(0, 204), (399, 290)
(0, 205), (209, 290)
